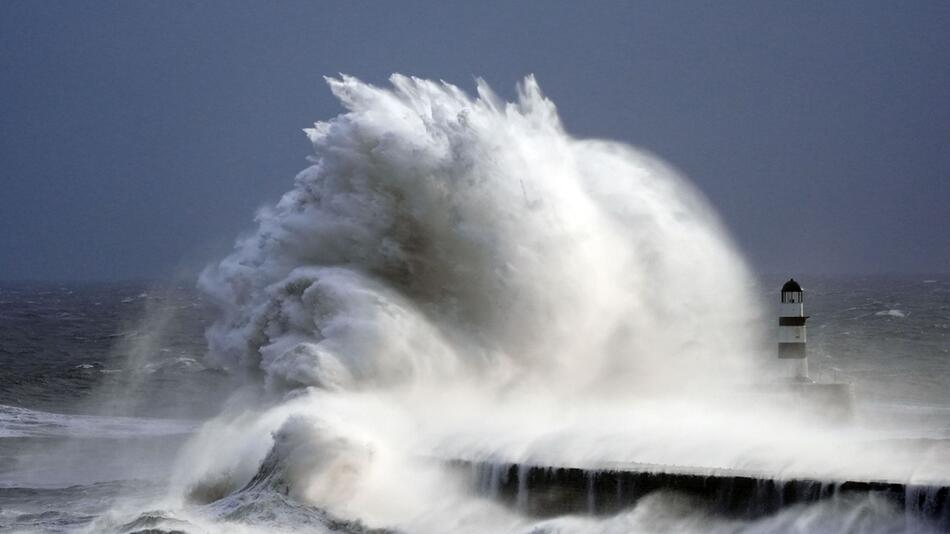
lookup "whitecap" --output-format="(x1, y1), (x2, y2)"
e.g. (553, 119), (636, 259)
(875, 309), (907, 318)
(0, 404), (197, 439)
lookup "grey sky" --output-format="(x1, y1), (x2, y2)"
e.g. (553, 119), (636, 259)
(2, 1), (948, 280)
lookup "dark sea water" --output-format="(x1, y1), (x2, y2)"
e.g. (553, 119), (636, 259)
(792, 276), (950, 424)
(0, 276), (948, 533)
(0, 282), (234, 533)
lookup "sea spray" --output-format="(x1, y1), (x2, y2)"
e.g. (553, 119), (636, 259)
(167, 74), (768, 530)
(167, 75), (946, 532)
(198, 74), (760, 397)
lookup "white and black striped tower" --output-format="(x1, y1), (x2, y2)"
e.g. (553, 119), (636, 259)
(778, 278), (810, 381)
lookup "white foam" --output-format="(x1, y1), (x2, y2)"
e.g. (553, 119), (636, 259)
(0, 404), (197, 439)
(875, 309), (907, 318)
(199, 74), (760, 397)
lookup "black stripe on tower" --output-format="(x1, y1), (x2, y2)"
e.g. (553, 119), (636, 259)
(778, 342), (806, 359)
(779, 316), (808, 326)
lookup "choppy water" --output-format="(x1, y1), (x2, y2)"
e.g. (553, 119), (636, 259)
(0, 276), (948, 532)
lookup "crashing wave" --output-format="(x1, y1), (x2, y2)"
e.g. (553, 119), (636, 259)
(198, 74), (760, 400)
(172, 74), (790, 532)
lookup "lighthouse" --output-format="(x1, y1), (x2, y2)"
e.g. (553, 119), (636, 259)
(778, 278), (810, 381)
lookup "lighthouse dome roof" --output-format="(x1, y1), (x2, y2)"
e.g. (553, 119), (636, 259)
(781, 279), (803, 293)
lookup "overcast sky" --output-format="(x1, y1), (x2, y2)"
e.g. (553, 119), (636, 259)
(2, 1), (948, 280)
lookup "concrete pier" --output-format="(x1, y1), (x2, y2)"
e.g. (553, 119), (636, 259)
(453, 460), (950, 525)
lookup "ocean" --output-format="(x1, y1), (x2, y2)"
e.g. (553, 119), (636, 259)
(0, 275), (948, 533)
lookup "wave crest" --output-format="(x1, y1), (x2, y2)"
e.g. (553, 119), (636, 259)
(199, 73), (759, 397)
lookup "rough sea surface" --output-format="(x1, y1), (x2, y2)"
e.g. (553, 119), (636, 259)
(0, 275), (948, 533)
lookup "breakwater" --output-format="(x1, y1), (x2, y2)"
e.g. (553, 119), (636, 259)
(454, 460), (950, 525)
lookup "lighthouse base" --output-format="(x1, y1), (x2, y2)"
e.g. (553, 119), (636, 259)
(746, 382), (855, 423)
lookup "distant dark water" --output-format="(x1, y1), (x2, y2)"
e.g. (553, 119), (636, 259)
(0, 281), (231, 417)
(0, 276), (948, 532)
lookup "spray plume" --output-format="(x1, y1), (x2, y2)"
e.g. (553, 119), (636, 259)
(166, 75), (913, 532)
(198, 74), (759, 398)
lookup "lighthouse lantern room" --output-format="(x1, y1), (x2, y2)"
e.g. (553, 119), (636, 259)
(778, 278), (810, 381)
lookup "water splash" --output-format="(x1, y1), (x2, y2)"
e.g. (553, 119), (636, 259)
(166, 75), (946, 532)
(198, 74), (760, 398)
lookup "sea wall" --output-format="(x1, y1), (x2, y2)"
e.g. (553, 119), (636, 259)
(454, 460), (950, 526)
